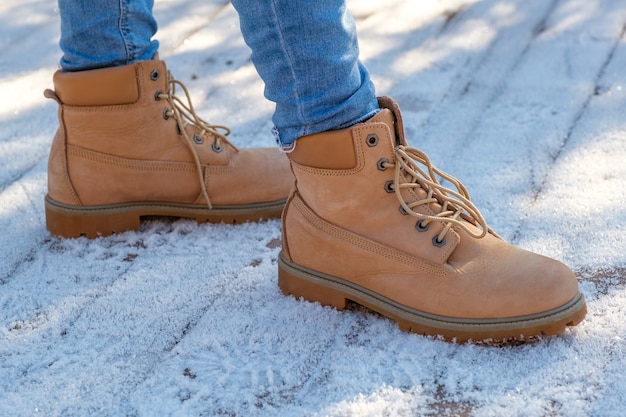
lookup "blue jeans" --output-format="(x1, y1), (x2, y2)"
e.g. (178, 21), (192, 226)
(57, 0), (379, 147)
(58, 0), (159, 71)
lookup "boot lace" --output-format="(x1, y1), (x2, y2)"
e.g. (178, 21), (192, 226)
(382, 145), (493, 244)
(158, 71), (238, 209)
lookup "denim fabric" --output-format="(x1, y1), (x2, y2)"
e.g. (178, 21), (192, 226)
(57, 0), (378, 145)
(58, 0), (159, 71)
(231, 0), (379, 147)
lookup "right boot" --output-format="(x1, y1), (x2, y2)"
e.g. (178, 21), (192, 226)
(44, 57), (293, 238)
(279, 97), (586, 343)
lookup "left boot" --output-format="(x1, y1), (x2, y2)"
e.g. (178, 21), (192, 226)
(279, 97), (586, 343)
(44, 57), (293, 238)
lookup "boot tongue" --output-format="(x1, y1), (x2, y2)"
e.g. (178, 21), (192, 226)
(376, 96), (407, 146)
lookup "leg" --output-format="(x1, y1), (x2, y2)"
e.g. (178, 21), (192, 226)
(232, 0), (586, 342)
(45, 1), (293, 238)
(231, 0), (379, 148)
(58, 0), (159, 71)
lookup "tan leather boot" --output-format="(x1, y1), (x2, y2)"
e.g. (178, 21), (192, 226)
(279, 96), (586, 343)
(44, 57), (293, 238)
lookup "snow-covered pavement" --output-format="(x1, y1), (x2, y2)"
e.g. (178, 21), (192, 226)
(1, 0), (626, 415)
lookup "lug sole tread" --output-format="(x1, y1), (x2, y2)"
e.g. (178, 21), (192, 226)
(45, 194), (285, 238)
(278, 252), (587, 344)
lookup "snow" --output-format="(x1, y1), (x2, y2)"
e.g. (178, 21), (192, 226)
(1, 0), (626, 416)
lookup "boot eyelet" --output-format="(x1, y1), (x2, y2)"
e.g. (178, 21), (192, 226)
(415, 220), (429, 232)
(366, 134), (379, 147)
(176, 124), (182, 135)
(399, 204), (409, 215)
(377, 158), (389, 171)
(211, 143), (223, 153)
(162, 108), (170, 120)
(384, 180), (394, 193)
(432, 236), (446, 247)
(150, 69), (160, 81)
(193, 134), (204, 144)
(154, 89), (162, 101)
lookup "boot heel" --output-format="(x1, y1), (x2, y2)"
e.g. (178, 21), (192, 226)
(278, 255), (348, 310)
(45, 196), (140, 238)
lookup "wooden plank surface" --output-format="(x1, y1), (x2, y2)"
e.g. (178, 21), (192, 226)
(1, 1), (625, 416)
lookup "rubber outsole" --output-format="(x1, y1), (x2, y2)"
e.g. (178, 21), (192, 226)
(278, 252), (587, 344)
(45, 194), (286, 238)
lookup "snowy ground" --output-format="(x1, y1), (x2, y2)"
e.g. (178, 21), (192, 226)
(1, 0), (626, 415)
